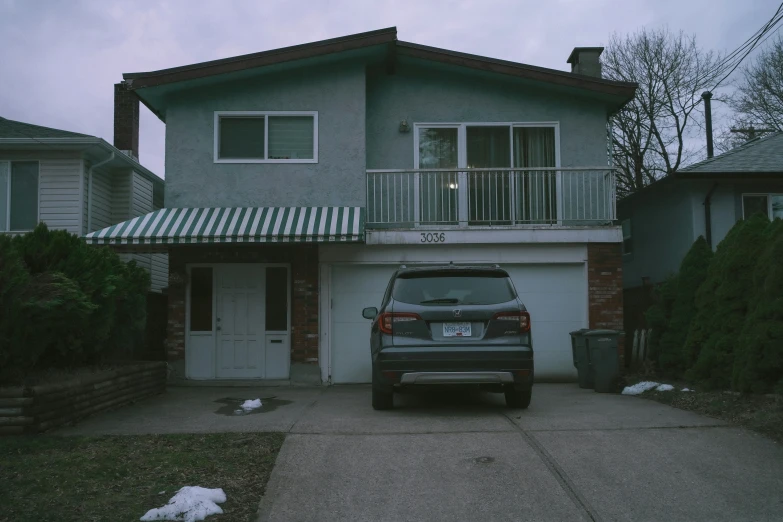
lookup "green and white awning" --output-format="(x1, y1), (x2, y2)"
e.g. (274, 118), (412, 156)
(84, 207), (364, 245)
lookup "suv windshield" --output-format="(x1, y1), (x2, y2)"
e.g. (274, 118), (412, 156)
(392, 271), (517, 305)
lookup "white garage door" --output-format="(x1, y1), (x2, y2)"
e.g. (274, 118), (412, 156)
(329, 264), (585, 383)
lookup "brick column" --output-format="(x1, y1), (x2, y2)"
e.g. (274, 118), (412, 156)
(587, 243), (625, 367)
(291, 246), (319, 365)
(166, 251), (186, 366)
(114, 82), (140, 160)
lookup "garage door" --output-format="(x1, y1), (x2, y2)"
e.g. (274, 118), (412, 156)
(329, 264), (585, 383)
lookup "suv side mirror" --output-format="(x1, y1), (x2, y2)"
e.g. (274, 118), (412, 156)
(362, 307), (378, 320)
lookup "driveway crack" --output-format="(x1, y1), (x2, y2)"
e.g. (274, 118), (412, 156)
(502, 413), (602, 522)
(286, 387), (326, 433)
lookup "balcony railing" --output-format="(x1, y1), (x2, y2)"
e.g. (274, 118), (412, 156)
(366, 167), (617, 227)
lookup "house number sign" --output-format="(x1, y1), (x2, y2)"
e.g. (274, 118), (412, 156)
(420, 232), (447, 243)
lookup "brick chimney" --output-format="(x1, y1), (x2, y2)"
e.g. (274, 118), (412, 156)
(567, 47), (604, 78)
(114, 82), (139, 160)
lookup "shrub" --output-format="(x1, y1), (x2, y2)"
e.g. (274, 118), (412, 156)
(0, 224), (150, 383)
(732, 219), (783, 393)
(648, 236), (712, 377)
(684, 214), (770, 389)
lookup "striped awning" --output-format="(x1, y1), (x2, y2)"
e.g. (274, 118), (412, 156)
(83, 207), (364, 245)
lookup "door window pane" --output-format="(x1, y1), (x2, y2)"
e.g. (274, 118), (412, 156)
(743, 195), (768, 219)
(771, 195), (783, 220)
(268, 116), (314, 160)
(265, 267), (288, 331)
(190, 267), (213, 332)
(0, 162), (8, 231)
(10, 161), (38, 231)
(467, 126), (511, 223)
(418, 128), (458, 224)
(219, 117), (265, 159)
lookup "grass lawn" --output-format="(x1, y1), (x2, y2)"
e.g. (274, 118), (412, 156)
(0, 432), (284, 522)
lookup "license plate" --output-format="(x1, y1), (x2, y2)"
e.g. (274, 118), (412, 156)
(443, 322), (472, 337)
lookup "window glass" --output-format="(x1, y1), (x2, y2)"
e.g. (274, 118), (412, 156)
(0, 162), (8, 231)
(393, 272), (516, 305)
(219, 117), (265, 159)
(743, 195), (768, 219)
(190, 267), (213, 332)
(467, 126), (510, 168)
(418, 128), (458, 168)
(268, 116), (314, 160)
(771, 195), (783, 220)
(10, 161), (38, 231)
(265, 267), (288, 331)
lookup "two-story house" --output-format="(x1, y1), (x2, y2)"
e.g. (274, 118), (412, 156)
(0, 116), (167, 292)
(86, 28), (637, 384)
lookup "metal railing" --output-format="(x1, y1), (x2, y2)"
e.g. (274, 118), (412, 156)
(366, 167), (617, 227)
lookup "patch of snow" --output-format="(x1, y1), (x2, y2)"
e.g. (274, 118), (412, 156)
(681, 387), (692, 392)
(656, 384), (675, 392)
(240, 399), (262, 411)
(141, 486), (226, 522)
(158, 491), (166, 495)
(621, 381), (661, 395)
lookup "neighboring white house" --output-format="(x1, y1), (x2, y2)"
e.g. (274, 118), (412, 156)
(0, 116), (167, 292)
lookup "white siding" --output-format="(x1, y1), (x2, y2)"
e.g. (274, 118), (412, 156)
(111, 170), (132, 224)
(150, 253), (168, 292)
(89, 170), (114, 232)
(131, 171), (153, 217)
(128, 171), (167, 292)
(39, 159), (83, 234)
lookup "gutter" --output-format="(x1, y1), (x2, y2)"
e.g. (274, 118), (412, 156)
(703, 182), (719, 249)
(87, 152), (114, 233)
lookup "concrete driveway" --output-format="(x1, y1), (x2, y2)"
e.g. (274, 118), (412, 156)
(61, 384), (783, 521)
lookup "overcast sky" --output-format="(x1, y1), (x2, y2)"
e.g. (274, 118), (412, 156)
(0, 0), (779, 177)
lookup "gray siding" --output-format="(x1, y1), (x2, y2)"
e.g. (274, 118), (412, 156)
(366, 62), (610, 169)
(39, 159), (83, 234)
(111, 171), (132, 224)
(164, 61), (366, 208)
(88, 168), (114, 232)
(131, 171), (153, 216)
(150, 253), (168, 292)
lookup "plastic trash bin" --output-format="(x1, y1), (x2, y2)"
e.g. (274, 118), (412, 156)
(584, 330), (623, 393)
(569, 329), (594, 389)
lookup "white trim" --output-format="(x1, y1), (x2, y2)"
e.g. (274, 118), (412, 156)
(319, 243), (587, 264)
(365, 226), (621, 245)
(213, 111), (319, 164)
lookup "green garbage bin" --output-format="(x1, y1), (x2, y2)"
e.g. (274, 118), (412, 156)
(569, 329), (594, 389)
(583, 330), (623, 393)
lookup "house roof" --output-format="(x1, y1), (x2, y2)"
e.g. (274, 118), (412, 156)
(122, 27), (637, 104)
(679, 132), (783, 174)
(0, 116), (163, 185)
(0, 117), (92, 139)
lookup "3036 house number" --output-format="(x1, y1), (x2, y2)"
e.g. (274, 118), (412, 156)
(420, 232), (446, 243)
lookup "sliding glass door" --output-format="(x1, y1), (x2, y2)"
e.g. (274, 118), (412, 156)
(416, 124), (557, 225)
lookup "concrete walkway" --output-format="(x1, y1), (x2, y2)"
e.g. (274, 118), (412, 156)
(61, 384), (783, 521)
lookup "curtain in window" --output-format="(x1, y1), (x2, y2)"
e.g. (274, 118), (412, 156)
(513, 128), (556, 223)
(418, 128), (458, 224)
(467, 126), (511, 224)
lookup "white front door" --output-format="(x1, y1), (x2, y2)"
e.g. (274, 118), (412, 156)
(216, 265), (265, 379)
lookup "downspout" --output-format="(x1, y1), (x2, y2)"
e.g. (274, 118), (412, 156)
(703, 182), (718, 249)
(87, 151), (114, 232)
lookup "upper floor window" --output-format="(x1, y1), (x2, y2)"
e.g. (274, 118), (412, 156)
(0, 161), (39, 232)
(214, 111), (318, 164)
(742, 194), (783, 220)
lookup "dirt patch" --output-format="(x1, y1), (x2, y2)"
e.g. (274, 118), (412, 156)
(630, 381), (783, 443)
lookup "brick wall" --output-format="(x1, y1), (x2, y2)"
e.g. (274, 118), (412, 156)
(587, 243), (625, 367)
(114, 82), (140, 159)
(166, 245), (320, 367)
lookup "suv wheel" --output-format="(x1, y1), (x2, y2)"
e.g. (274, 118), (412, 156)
(372, 386), (394, 410)
(505, 386), (532, 409)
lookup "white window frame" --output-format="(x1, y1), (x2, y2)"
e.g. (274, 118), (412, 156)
(0, 160), (40, 233)
(213, 111), (318, 164)
(412, 122), (561, 225)
(741, 193), (783, 220)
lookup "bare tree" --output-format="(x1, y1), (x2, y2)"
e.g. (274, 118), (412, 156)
(732, 36), (783, 131)
(602, 29), (723, 195)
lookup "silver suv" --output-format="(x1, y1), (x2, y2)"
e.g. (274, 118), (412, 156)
(362, 265), (534, 410)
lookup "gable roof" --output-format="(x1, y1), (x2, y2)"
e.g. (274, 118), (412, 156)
(0, 117), (92, 139)
(122, 27), (637, 101)
(680, 132), (783, 174)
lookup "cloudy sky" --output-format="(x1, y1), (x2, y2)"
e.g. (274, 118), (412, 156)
(0, 0), (779, 176)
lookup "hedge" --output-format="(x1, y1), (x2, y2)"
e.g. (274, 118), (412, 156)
(0, 224), (150, 385)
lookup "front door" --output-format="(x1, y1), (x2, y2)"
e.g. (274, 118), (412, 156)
(216, 265), (265, 379)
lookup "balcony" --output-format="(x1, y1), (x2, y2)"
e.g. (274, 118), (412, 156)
(366, 168), (617, 228)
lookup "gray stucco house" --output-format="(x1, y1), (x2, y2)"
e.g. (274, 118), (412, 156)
(618, 132), (783, 330)
(0, 117), (167, 292)
(86, 27), (637, 384)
